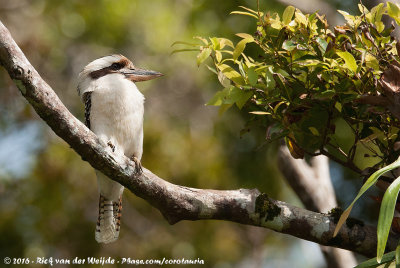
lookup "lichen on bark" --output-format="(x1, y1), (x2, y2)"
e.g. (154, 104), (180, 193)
(255, 193), (281, 221)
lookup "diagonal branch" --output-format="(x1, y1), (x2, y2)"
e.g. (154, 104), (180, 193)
(0, 20), (397, 258)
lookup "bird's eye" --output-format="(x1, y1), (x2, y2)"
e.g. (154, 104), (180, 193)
(111, 63), (122, 70)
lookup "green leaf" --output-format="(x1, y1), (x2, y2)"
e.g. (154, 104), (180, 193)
(337, 51), (358, 73)
(218, 38), (234, 49)
(309, 127), (319, 136)
(358, 3), (369, 15)
(230, 11), (258, 19)
(233, 38), (253, 61)
(396, 243), (400, 267)
(217, 71), (231, 88)
(210, 37), (220, 50)
(171, 41), (200, 47)
(338, 10), (358, 27)
(265, 66), (275, 90)
(207, 86), (252, 109)
(194, 36), (209, 45)
(334, 157), (400, 237)
(387, 2), (400, 25)
(238, 62), (246, 78)
(377, 175), (400, 262)
(366, 54), (380, 71)
(370, 3), (385, 24)
(376, 21), (385, 33)
(282, 40), (296, 51)
(238, 6), (259, 15)
(219, 103), (233, 115)
(335, 102), (342, 112)
(206, 89), (227, 106)
(249, 111), (271, 115)
(236, 33), (254, 40)
(314, 90), (335, 100)
(205, 64), (218, 75)
(315, 37), (328, 54)
(215, 50), (222, 62)
(247, 67), (258, 86)
(196, 47), (212, 66)
(217, 64), (245, 85)
(170, 48), (199, 55)
(295, 10), (307, 25)
(273, 101), (287, 114)
(282, 6), (295, 25)
(229, 87), (253, 109)
(355, 251), (395, 268)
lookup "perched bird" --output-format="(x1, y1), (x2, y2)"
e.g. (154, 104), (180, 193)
(77, 54), (162, 244)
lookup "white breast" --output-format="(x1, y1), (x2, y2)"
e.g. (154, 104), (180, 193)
(89, 74), (144, 159)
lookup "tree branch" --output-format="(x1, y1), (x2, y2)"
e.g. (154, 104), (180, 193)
(278, 146), (357, 268)
(278, 146), (337, 213)
(0, 20), (397, 258)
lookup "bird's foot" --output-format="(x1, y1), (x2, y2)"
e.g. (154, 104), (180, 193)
(107, 141), (115, 152)
(130, 156), (143, 174)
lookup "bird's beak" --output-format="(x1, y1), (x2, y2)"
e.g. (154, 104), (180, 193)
(121, 67), (163, 82)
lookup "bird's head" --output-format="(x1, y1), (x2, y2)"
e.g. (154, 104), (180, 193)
(77, 54), (163, 97)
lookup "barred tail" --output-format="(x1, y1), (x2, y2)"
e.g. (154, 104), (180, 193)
(95, 194), (122, 244)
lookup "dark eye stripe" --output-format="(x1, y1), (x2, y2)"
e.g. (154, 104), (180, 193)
(89, 59), (129, 80)
(89, 67), (114, 79)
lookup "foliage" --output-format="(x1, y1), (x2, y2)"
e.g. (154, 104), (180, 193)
(174, 3), (400, 175)
(354, 251), (396, 268)
(175, 1), (400, 265)
(334, 157), (400, 264)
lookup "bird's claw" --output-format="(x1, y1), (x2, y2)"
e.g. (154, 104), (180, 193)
(131, 156), (143, 174)
(107, 141), (115, 152)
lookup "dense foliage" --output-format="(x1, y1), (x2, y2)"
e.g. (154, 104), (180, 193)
(176, 3), (400, 174)
(175, 2), (400, 265)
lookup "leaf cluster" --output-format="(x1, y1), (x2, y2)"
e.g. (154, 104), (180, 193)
(174, 3), (400, 173)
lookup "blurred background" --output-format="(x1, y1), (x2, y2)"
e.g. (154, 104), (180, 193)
(0, 0), (385, 267)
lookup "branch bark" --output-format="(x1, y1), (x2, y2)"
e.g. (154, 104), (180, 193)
(0, 20), (396, 258)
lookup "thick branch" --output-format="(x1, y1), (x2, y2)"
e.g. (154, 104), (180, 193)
(0, 20), (397, 257)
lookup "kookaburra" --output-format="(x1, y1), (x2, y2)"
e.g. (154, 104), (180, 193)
(77, 54), (162, 244)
